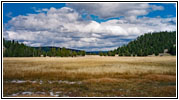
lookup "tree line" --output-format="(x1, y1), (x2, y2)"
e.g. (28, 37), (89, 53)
(3, 39), (85, 57)
(3, 31), (176, 57)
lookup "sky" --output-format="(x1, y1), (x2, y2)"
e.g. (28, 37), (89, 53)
(3, 3), (176, 51)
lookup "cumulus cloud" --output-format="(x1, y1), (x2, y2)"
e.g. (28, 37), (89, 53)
(3, 5), (176, 51)
(67, 3), (164, 19)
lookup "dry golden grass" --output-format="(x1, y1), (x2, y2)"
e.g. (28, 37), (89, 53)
(3, 56), (176, 78)
(3, 56), (176, 97)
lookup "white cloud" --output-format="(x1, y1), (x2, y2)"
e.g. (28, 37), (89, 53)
(32, 7), (49, 13)
(150, 5), (164, 10)
(67, 3), (163, 19)
(4, 6), (176, 51)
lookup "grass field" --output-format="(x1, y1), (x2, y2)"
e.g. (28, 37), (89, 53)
(3, 56), (176, 97)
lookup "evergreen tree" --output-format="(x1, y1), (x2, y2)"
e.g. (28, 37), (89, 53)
(72, 51), (77, 57)
(169, 46), (176, 55)
(99, 52), (103, 56)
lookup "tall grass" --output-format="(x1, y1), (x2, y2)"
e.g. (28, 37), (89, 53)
(3, 56), (176, 80)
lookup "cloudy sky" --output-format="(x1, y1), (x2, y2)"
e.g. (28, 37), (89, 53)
(3, 3), (176, 51)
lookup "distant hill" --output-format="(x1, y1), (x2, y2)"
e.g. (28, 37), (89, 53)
(33, 47), (108, 55)
(108, 31), (176, 56)
(86, 51), (108, 55)
(33, 46), (81, 52)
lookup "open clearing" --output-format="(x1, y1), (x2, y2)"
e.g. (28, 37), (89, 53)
(3, 56), (176, 97)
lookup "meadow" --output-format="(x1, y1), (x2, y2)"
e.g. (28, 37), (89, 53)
(3, 56), (176, 97)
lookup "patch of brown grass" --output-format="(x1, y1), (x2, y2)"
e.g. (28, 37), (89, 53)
(83, 77), (128, 83)
(143, 74), (176, 82)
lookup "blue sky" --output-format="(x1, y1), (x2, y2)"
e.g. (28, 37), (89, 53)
(3, 3), (176, 51)
(3, 3), (176, 23)
(3, 3), (66, 23)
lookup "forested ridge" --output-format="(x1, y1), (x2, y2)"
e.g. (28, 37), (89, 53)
(3, 39), (85, 57)
(3, 31), (176, 57)
(101, 31), (176, 56)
